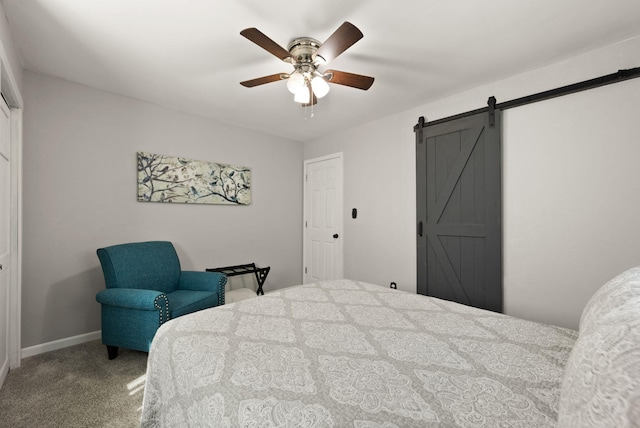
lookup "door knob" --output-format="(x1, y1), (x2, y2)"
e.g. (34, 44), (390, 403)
(333, 234), (339, 239)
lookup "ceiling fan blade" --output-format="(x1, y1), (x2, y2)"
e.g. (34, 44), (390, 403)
(314, 21), (363, 64)
(240, 28), (292, 62)
(240, 73), (286, 88)
(325, 70), (374, 90)
(301, 86), (317, 107)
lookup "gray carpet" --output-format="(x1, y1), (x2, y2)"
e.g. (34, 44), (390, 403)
(0, 340), (148, 427)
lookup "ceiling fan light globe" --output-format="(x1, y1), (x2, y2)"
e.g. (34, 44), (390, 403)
(311, 76), (330, 98)
(294, 87), (310, 104)
(286, 72), (305, 94)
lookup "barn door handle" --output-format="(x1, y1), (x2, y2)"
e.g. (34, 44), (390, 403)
(333, 234), (339, 239)
(417, 221), (423, 237)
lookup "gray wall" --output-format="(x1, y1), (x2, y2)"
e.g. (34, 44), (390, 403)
(305, 36), (640, 330)
(304, 118), (416, 291)
(22, 71), (303, 347)
(502, 78), (640, 330)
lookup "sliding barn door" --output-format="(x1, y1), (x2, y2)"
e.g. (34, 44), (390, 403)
(415, 112), (502, 312)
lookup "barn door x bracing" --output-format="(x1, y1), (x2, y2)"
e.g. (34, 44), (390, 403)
(415, 111), (502, 312)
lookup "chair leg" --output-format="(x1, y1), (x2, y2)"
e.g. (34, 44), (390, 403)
(107, 345), (118, 360)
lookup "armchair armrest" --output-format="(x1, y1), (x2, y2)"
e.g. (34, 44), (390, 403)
(96, 288), (169, 313)
(178, 271), (227, 293)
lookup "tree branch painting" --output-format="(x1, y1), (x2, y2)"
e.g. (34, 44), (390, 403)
(137, 151), (251, 205)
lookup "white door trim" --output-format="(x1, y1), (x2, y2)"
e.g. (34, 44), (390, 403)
(302, 152), (344, 283)
(0, 38), (25, 370)
(8, 107), (21, 369)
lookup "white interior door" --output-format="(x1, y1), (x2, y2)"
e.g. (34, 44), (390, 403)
(0, 101), (10, 386)
(303, 154), (344, 283)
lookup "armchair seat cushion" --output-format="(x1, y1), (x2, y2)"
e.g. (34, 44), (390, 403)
(168, 290), (221, 318)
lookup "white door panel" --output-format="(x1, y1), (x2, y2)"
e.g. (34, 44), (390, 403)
(304, 154), (343, 283)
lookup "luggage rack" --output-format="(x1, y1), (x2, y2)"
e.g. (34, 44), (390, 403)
(206, 263), (270, 295)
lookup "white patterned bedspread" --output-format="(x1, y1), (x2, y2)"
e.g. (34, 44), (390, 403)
(141, 279), (577, 427)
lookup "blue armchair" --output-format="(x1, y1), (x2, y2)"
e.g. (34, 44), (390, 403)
(95, 241), (226, 359)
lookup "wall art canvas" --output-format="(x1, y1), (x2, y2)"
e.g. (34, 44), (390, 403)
(137, 151), (251, 205)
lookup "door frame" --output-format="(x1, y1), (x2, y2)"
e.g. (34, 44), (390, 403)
(8, 105), (21, 369)
(302, 152), (344, 283)
(0, 43), (24, 371)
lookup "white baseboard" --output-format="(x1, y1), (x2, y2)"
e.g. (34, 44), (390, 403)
(21, 331), (101, 359)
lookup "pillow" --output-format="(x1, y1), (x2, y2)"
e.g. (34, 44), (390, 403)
(557, 266), (640, 427)
(578, 266), (640, 333)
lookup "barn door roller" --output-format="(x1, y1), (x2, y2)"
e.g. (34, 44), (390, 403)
(488, 96), (497, 128)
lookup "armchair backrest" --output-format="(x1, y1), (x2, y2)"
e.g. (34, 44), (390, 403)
(97, 241), (181, 293)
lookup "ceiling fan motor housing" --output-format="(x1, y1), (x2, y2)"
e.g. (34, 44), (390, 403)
(287, 37), (324, 66)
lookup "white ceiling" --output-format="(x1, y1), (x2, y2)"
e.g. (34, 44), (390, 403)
(3, 0), (640, 142)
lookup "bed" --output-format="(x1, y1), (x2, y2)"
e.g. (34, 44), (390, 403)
(140, 268), (640, 427)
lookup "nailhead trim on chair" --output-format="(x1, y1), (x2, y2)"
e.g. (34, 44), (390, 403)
(154, 294), (170, 324)
(218, 276), (227, 306)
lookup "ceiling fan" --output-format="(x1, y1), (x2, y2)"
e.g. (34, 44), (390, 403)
(240, 21), (374, 106)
